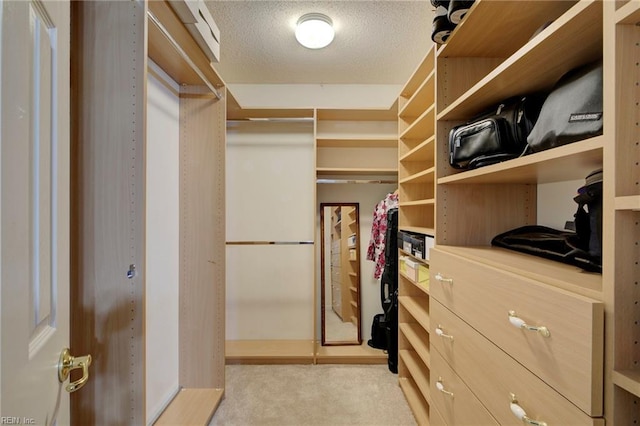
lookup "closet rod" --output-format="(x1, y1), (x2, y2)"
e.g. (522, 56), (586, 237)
(316, 179), (398, 184)
(227, 118), (315, 123)
(226, 241), (314, 245)
(147, 10), (223, 100)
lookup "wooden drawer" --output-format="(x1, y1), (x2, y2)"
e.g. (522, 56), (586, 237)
(430, 248), (603, 416)
(431, 347), (499, 426)
(430, 404), (447, 426)
(431, 299), (604, 425)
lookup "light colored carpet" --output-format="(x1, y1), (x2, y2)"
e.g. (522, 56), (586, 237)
(209, 364), (417, 426)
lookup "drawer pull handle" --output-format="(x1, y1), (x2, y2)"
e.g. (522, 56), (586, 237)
(435, 325), (454, 340)
(508, 311), (550, 338)
(510, 393), (547, 426)
(435, 273), (453, 284)
(436, 377), (454, 397)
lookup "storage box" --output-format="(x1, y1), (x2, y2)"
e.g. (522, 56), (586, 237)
(402, 258), (429, 286)
(349, 249), (357, 260)
(347, 234), (357, 247)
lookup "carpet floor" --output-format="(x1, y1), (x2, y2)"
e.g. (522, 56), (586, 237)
(209, 364), (417, 426)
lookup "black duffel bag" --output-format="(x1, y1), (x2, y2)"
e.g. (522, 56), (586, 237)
(449, 94), (545, 169)
(526, 60), (603, 153)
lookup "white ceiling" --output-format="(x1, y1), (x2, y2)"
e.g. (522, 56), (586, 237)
(204, 1), (435, 86)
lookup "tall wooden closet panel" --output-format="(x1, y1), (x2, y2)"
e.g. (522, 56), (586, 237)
(226, 120), (315, 362)
(606, 1), (640, 422)
(72, 1), (227, 423)
(70, 2), (147, 423)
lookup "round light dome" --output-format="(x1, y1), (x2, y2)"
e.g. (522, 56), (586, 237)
(295, 13), (335, 49)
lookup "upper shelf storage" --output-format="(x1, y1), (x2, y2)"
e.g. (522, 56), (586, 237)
(148, 0), (225, 89)
(316, 107), (398, 178)
(439, 0), (578, 58)
(437, 0), (602, 119)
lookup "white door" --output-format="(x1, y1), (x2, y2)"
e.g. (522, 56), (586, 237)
(0, 1), (81, 424)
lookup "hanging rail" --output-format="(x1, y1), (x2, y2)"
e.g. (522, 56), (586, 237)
(316, 179), (398, 184)
(226, 241), (314, 245)
(147, 10), (223, 100)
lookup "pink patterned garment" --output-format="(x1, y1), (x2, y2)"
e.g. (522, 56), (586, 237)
(367, 193), (399, 279)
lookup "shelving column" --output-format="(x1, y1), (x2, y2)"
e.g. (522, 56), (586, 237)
(396, 45), (436, 425)
(606, 1), (640, 423)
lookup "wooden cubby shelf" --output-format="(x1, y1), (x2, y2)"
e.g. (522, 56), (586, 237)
(616, 0), (640, 24)
(615, 195), (640, 211)
(400, 226), (435, 236)
(399, 136), (436, 163)
(399, 71), (436, 121)
(399, 168), (435, 184)
(399, 323), (431, 368)
(398, 296), (430, 332)
(398, 378), (430, 425)
(399, 350), (431, 404)
(400, 105), (436, 141)
(399, 272), (429, 296)
(438, 0), (602, 120)
(612, 370), (640, 398)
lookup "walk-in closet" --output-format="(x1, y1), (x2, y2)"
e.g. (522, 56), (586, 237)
(0, 0), (637, 425)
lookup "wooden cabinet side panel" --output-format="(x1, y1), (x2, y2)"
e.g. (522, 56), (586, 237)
(70, 1), (147, 424)
(179, 89), (226, 389)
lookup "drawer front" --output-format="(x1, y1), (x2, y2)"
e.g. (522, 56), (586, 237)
(431, 299), (602, 425)
(431, 348), (499, 426)
(430, 248), (603, 415)
(430, 404), (448, 426)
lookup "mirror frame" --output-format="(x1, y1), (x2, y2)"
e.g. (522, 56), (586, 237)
(320, 202), (362, 346)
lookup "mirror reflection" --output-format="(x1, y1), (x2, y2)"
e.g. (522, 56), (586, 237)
(320, 203), (361, 345)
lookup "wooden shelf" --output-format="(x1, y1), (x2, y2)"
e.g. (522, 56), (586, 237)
(399, 136), (436, 163)
(226, 340), (314, 364)
(400, 249), (431, 266)
(316, 137), (397, 148)
(399, 323), (431, 368)
(399, 350), (431, 405)
(317, 107), (397, 121)
(349, 286), (358, 293)
(400, 47), (435, 100)
(612, 370), (640, 398)
(439, 0), (577, 58)
(616, 0), (640, 24)
(400, 105), (436, 141)
(438, 136), (603, 185)
(438, 0), (602, 121)
(148, 1), (225, 88)
(400, 271), (430, 296)
(400, 226), (435, 236)
(399, 71), (436, 121)
(316, 167), (398, 176)
(398, 378), (430, 426)
(399, 168), (435, 184)
(155, 388), (224, 426)
(315, 342), (388, 364)
(615, 195), (640, 211)
(399, 199), (435, 207)
(399, 296), (430, 332)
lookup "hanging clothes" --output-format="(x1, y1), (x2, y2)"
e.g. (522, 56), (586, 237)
(367, 192), (399, 279)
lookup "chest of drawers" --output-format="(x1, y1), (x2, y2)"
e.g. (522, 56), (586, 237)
(430, 247), (604, 420)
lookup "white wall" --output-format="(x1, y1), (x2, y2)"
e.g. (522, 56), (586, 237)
(229, 84), (401, 110)
(145, 63), (180, 423)
(226, 121), (315, 340)
(316, 184), (397, 343)
(537, 179), (583, 230)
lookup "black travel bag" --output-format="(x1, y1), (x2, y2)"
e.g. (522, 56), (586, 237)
(449, 95), (545, 169)
(491, 169), (603, 273)
(526, 60), (603, 153)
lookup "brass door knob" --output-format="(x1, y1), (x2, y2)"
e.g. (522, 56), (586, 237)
(58, 347), (92, 393)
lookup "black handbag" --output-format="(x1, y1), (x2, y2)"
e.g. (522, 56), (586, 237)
(526, 60), (603, 152)
(448, 95), (545, 169)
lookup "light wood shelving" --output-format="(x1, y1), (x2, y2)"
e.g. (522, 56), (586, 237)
(329, 206), (360, 324)
(316, 107), (398, 179)
(396, 44), (436, 424)
(414, 0), (634, 424)
(608, 1), (640, 423)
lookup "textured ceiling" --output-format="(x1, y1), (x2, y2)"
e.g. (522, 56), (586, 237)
(204, 1), (435, 85)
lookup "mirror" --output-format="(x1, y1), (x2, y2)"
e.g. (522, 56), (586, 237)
(320, 203), (361, 345)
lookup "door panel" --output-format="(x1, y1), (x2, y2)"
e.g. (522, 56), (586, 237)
(1, 0), (71, 423)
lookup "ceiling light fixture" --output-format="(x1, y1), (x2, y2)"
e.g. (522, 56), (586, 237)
(295, 13), (335, 49)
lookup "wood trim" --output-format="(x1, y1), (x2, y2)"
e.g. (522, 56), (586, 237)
(154, 388), (224, 426)
(226, 340), (315, 364)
